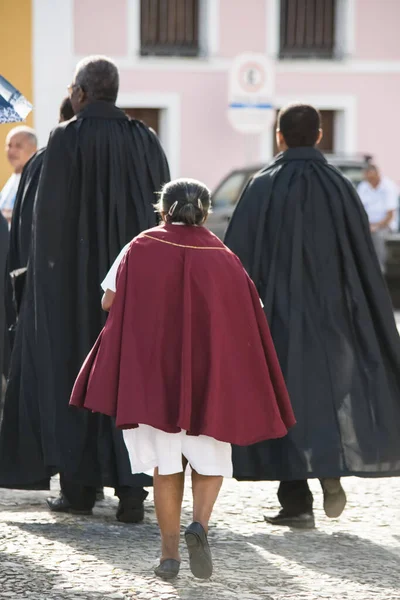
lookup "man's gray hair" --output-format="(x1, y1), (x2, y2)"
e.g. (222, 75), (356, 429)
(74, 55), (119, 103)
(6, 126), (38, 147)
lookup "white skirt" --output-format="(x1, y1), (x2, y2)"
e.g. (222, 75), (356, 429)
(123, 425), (233, 477)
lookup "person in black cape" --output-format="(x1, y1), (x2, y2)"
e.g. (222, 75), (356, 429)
(225, 103), (400, 529)
(0, 211), (9, 416)
(6, 97), (75, 337)
(0, 56), (170, 522)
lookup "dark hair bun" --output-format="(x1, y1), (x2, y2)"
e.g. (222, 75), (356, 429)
(177, 203), (203, 226)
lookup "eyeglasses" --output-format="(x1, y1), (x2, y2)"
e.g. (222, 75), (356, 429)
(67, 83), (80, 96)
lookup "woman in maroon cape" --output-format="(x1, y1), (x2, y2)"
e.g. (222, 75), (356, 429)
(70, 179), (295, 580)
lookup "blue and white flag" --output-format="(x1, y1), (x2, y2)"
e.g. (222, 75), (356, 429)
(0, 76), (32, 124)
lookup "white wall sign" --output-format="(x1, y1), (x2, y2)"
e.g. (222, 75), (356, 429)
(228, 53), (275, 134)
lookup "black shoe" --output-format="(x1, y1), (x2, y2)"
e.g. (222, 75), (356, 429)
(184, 522), (213, 579)
(116, 498), (144, 523)
(321, 478), (347, 519)
(96, 487), (105, 502)
(46, 493), (93, 516)
(264, 510), (315, 529)
(154, 559), (180, 580)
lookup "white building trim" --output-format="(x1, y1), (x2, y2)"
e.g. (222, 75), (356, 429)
(346, 0), (357, 56)
(276, 60), (400, 73)
(336, 0), (356, 58)
(69, 54), (400, 74)
(117, 92), (181, 179)
(33, 0), (75, 146)
(203, 0), (220, 57)
(260, 94), (357, 163)
(266, 0), (280, 58)
(73, 56), (230, 71)
(127, 0), (141, 58)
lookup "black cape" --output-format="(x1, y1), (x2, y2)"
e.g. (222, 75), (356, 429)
(5, 148), (46, 333)
(0, 101), (170, 488)
(0, 213), (9, 382)
(9, 148), (46, 272)
(225, 147), (400, 481)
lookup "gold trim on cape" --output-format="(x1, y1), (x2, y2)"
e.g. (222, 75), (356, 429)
(142, 234), (227, 250)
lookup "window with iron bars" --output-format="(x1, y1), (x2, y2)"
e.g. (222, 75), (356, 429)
(280, 0), (336, 59)
(140, 0), (200, 57)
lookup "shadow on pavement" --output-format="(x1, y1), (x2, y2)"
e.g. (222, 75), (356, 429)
(8, 495), (400, 597)
(0, 544), (132, 599)
(246, 529), (400, 590)
(6, 515), (296, 600)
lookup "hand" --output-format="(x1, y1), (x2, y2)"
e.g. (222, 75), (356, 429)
(370, 224), (379, 233)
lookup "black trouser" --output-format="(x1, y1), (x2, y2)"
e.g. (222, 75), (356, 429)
(278, 480), (314, 516)
(60, 474), (148, 511)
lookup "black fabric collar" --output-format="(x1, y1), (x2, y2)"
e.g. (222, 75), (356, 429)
(279, 147), (327, 162)
(77, 101), (128, 121)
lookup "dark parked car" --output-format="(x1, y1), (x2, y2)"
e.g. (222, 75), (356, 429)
(207, 154), (371, 240)
(208, 155), (400, 308)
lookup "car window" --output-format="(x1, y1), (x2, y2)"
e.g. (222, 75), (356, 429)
(335, 166), (365, 188)
(213, 173), (247, 208)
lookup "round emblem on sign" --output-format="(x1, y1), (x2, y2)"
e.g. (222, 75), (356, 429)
(239, 62), (266, 93)
(228, 53), (275, 134)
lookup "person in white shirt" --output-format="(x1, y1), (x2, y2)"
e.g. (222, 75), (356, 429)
(357, 165), (399, 272)
(0, 126), (37, 224)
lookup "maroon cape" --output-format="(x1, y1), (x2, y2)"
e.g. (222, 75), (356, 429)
(70, 224), (295, 446)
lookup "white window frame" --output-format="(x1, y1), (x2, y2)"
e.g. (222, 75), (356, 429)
(117, 92), (181, 179)
(335, 0), (356, 58)
(33, 0), (75, 146)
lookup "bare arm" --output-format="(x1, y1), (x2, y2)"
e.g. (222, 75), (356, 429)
(101, 289), (115, 312)
(371, 210), (394, 232)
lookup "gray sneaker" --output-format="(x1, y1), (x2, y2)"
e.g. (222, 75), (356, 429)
(321, 478), (347, 518)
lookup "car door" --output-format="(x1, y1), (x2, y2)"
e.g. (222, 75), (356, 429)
(207, 171), (251, 239)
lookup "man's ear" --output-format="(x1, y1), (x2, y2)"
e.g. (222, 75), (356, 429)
(77, 87), (86, 105)
(317, 129), (323, 145)
(276, 130), (287, 152)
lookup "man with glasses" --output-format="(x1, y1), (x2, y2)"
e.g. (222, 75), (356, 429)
(0, 56), (170, 521)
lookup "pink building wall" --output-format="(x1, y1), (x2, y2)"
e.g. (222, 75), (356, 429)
(219, 0), (267, 57)
(71, 0), (400, 188)
(74, 0), (128, 57)
(355, 0), (400, 60)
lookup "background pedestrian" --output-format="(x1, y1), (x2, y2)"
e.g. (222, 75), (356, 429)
(357, 164), (399, 272)
(0, 127), (37, 224)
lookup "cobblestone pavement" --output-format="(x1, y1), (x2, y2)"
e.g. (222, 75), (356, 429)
(0, 477), (399, 600)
